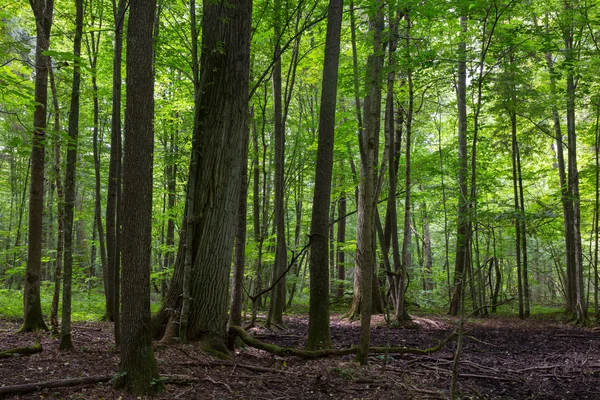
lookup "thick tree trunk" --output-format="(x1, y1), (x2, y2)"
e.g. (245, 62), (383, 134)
(59, 0), (83, 350)
(153, 0), (252, 351)
(22, 0), (53, 333)
(115, 0), (161, 394)
(305, 0), (343, 350)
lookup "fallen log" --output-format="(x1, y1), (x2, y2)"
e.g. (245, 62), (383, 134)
(0, 375), (112, 396)
(0, 340), (42, 358)
(229, 325), (456, 359)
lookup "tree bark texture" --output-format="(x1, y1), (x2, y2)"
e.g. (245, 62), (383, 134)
(356, 0), (384, 365)
(450, 15), (469, 316)
(267, 0), (287, 328)
(22, 0), (54, 333)
(105, 0), (126, 325)
(59, 0), (83, 350)
(116, 0), (161, 394)
(153, 0), (252, 348)
(305, 0), (343, 350)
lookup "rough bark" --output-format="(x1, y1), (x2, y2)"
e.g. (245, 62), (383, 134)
(153, 0), (252, 351)
(267, 0), (287, 328)
(22, 0), (54, 333)
(59, 0), (83, 350)
(105, 0), (126, 325)
(355, 0), (384, 365)
(115, 0), (161, 394)
(48, 65), (63, 334)
(305, 0), (343, 350)
(230, 109), (251, 328)
(449, 15), (469, 316)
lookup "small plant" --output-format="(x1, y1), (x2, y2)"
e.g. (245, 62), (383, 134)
(330, 367), (354, 380)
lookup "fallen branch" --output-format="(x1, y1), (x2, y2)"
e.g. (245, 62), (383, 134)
(0, 340), (42, 358)
(0, 375), (112, 396)
(229, 325), (456, 359)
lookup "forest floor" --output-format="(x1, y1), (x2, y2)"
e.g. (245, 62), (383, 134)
(0, 312), (599, 399)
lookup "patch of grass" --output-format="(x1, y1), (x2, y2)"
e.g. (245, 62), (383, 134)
(0, 285), (165, 323)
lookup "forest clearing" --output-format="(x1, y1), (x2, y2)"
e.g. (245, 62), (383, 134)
(1, 311), (599, 399)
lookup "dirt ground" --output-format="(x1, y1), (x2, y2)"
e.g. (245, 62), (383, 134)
(0, 313), (598, 399)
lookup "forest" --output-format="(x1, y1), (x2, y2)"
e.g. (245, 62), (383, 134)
(1, 0), (600, 398)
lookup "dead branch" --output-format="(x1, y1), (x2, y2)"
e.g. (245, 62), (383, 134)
(0, 375), (112, 396)
(229, 325), (456, 359)
(0, 340), (42, 358)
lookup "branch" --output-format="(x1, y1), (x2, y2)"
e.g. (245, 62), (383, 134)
(0, 340), (42, 358)
(247, 238), (312, 301)
(229, 325), (457, 359)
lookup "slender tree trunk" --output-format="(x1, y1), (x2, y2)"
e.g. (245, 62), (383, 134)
(511, 110), (524, 318)
(115, 0), (161, 393)
(396, 11), (413, 324)
(22, 0), (54, 333)
(106, 0), (126, 328)
(59, 0), (83, 350)
(86, 11), (107, 306)
(595, 99), (600, 320)
(179, 0), (201, 345)
(355, 0), (384, 365)
(563, 4), (586, 322)
(267, 0), (287, 328)
(305, 0), (343, 350)
(336, 192), (346, 298)
(450, 15), (469, 316)
(230, 108), (251, 328)
(48, 66), (63, 333)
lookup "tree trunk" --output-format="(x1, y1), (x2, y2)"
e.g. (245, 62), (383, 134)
(105, 0), (126, 327)
(267, 0), (287, 328)
(115, 0), (161, 393)
(449, 15), (469, 316)
(153, 0), (252, 352)
(22, 0), (53, 333)
(396, 11), (413, 324)
(565, 35), (586, 323)
(59, 0), (83, 350)
(48, 65), (63, 334)
(305, 0), (343, 350)
(230, 108), (251, 328)
(355, 0), (384, 365)
(335, 192), (346, 298)
(86, 9), (107, 306)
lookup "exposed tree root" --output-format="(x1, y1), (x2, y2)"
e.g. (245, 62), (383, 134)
(0, 339), (42, 358)
(229, 325), (457, 359)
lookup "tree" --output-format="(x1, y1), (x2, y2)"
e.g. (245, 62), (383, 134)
(305, 0), (344, 351)
(59, 0), (84, 350)
(115, 0), (161, 394)
(21, 0), (54, 333)
(355, 0), (385, 365)
(105, 0), (126, 330)
(267, 0), (288, 329)
(153, 0), (252, 353)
